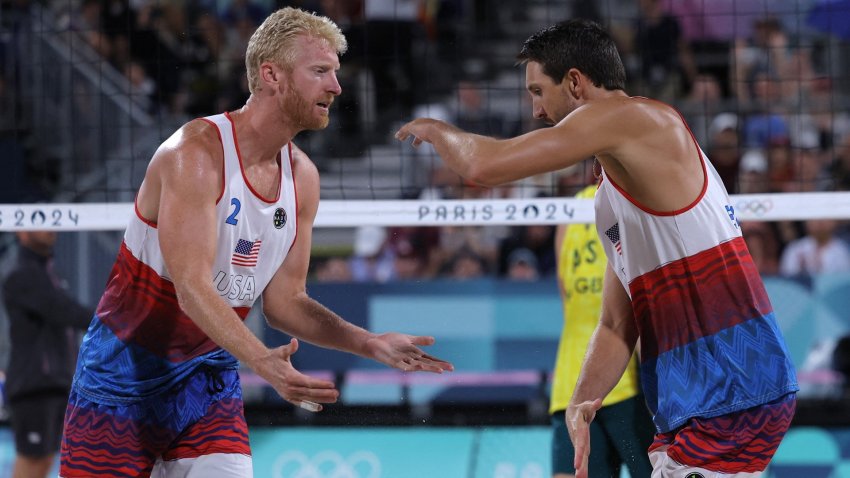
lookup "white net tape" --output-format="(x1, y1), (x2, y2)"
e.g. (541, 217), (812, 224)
(2, 192), (849, 231)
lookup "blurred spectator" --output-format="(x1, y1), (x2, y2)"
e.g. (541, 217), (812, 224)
(386, 226), (439, 279)
(732, 17), (791, 105)
(829, 132), (850, 191)
(66, 0), (112, 59)
(506, 248), (539, 281)
(453, 80), (512, 138)
(348, 0), (421, 121)
(706, 113), (742, 192)
(432, 225), (500, 278)
(741, 79), (790, 149)
(445, 248), (487, 280)
(497, 225), (556, 277)
(765, 138), (795, 192)
(738, 149), (770, 194)
(779, 219), (850, 276)
(349, 225), (397, 282)
(313, 257), (354, 282)
(679, 74), (725, 146)
(3, 231), (94, 478)
(791, 132), (832, 192)
(742, 221), (781, 276)
(628, 0), (695, 101)
(220, 0), (268, 28)
(123, 60), (156, 113)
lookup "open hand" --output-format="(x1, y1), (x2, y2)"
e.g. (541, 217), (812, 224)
(566, 398), (603, 478)
(366, 332), (454, 373)
(250, 338), (339, 411)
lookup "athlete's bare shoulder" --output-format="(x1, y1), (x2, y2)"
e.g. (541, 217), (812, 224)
(137, 119), (225, 220)
(154, 119), (222, 171)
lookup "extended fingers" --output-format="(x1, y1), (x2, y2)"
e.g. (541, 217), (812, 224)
(395, 352), (453, 373)
(287, 384), (339, 403)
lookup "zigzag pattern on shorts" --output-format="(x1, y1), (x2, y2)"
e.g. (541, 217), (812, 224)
(163, 397), (250, 460)
(62, 372), (247, 478)
(60, 402), (168, 478)
(651, 393), (796, 473)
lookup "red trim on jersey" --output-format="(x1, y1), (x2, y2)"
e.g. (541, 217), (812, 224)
(198, 117), (227, 205)
(630, 237), (773, 359)
(133, 196), (158, 228)
(288, 143), (299, 255)
(224, 111), (281, 204)
(96, 243), (252, 363)
(603, 99), (708, 216)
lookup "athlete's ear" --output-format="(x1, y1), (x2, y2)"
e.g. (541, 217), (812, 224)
(566, 68), (582, 100)
(259, 61), (282, 92)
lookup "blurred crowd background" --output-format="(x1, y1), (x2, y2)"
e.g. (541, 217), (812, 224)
(0, 0), (850, 428)
(1, 0), (850, 284)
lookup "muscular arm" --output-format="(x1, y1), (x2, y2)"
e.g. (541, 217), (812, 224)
(567, 264), (640, 478)
(262, 146), (374, 355)
(395, 102), (622, 187)
(572, 264), (638, 403)
(155, 126), (271, 367)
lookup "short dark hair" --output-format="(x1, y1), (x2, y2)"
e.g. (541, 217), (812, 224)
(517, 19), (626, 91)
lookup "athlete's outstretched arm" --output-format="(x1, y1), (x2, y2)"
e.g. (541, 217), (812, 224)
(395, 102), (621, 187)
(262, 145), (453, 375)
(566, 264), (639, 478)
(154, 126), (338, 410)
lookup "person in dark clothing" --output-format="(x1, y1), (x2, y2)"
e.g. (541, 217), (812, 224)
(2, 231), (93, 478)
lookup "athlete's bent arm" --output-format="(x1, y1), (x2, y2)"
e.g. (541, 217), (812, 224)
(566, 264), (639, 478)
(395, 102), (622, 187)
(155, 128), (338, 409)
(262, 146), (453, 375)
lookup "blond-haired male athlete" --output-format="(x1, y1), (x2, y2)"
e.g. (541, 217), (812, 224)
(397, 19), (797, 478)
(61, 8), (452, 478)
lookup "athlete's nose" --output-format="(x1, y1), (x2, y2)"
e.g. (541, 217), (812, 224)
(328, 72), (342, 96)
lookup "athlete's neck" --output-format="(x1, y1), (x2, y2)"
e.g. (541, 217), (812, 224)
(228, 104), (292, 167)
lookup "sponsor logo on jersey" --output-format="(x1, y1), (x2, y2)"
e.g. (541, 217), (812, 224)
(274, 208), (287, 229)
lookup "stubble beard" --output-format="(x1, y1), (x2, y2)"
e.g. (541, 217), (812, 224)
(282, 86), (329, 131)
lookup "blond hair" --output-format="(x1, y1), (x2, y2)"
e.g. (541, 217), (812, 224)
(245, 7), (348, 94)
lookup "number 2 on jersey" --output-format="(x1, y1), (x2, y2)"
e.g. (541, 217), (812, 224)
(226, 198), (241, 225)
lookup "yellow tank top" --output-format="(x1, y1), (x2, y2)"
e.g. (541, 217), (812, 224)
(549, 185), (641, 414)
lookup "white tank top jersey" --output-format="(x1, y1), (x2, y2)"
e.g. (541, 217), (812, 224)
(594, 115), (797, 433)
(126, 112), (298, 309)
(71, 112), (299, 404)
(596, 147), (740, 292)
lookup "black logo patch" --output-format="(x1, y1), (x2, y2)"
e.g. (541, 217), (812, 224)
(685, 473), (705, 478)
(273, 208), (287, 229)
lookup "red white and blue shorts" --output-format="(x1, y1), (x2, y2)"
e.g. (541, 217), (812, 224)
(648, 392), (796, 477)
(60, 367), (251, 478)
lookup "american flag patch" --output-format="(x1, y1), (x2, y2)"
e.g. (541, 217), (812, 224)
(232, 238), (262, 267)
(604, 223), (622, 255)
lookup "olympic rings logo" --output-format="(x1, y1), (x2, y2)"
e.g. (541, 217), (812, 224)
(734, 199), (774, 217)
(273, 450), (382, 478)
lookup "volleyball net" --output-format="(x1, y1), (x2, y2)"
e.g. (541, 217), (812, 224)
(2, 191), (850, 231)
